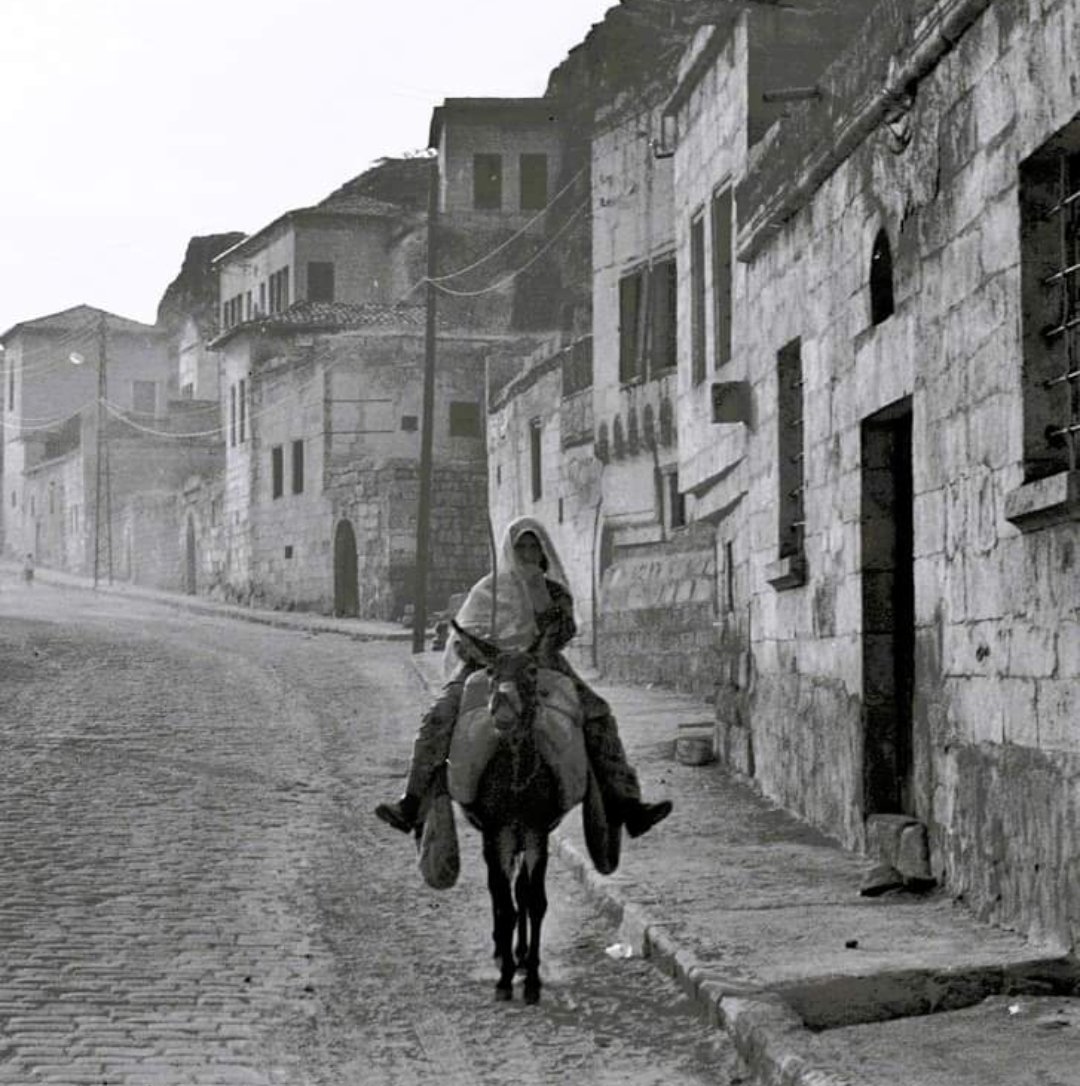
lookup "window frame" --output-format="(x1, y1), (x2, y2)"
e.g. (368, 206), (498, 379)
(690, 212), (707, 386)
(473, 153), (503, 211)
(291, 439), (304, 495)
(711, 185), (733, 368)
(271, 444), (284, 499)
(519, 153), (549, 211)
(307, 261), (335, 304)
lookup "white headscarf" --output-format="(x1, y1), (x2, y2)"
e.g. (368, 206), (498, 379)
(444, 516), (571, 676)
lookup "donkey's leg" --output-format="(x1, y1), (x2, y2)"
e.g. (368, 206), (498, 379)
(521, 836), (549, 1005)
(483, 831), (517, 1000)
(513, 865), (530, 970)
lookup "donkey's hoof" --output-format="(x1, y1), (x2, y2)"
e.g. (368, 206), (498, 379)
(494, 984), (513, 1002)
(523, 982), (541, 1005)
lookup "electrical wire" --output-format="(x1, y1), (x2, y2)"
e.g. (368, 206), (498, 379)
(425, 167), (586, 285)
(428, 200), (588, 297)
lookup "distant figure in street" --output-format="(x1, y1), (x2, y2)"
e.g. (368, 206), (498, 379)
(375, 515), (672, 841)
(22, 553), (34, 585)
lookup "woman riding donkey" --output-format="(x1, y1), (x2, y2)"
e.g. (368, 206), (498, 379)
(375, 516), (672, 843)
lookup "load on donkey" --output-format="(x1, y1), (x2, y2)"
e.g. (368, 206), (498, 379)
(376, 517), (672, 1003)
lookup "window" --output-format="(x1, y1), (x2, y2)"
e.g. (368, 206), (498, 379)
(269, 267), (290, 314)
(449, 401), (482, 438)
(307, 262), (335, 303)
(870, 228), (895, 325)
(690, 214), (707, 385)
(259, 281), (266, 315)
(401, 415), (418, 432)
(285, 545), (294, 559)
(520, 153), (548, 210)
(619, 269), (645, 383)
(292, 439), (304, 494)
(271, 445), (284, 499)
(1019, 125), (1080, 481)
(244, 291), (252, 321)
(238, 378), (246, 443)
(229, 385), (237, 447)
(49, 483), (55, 515)
(530, 418), (543, 501)
(777, 338), (806, 561)
(649, 257), (677, 375)
(7, 364), (13, 411)
(473, 153), (503, 210)
(712, 186), (733, 367)
(725, 540), (735, 612)
(666, 470), (686, 530)
(133, 380), (156, 415)
(180, 382), (194, 400)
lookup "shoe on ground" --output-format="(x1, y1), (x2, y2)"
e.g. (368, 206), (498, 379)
(375, 794), (420, 833)
(624, 799), (673, 839)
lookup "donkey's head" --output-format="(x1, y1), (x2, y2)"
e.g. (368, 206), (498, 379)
(451, 621), (540, 734)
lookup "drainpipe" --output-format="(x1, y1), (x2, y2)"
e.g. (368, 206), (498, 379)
(738, 0), (994, 262)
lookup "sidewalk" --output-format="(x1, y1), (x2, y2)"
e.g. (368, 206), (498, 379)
(10, 564), (1077, 1084)
(408, 651), (1079, 1086)
(0, 560), (411, 643)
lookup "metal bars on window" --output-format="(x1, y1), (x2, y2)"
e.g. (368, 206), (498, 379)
(1042, 151), (1080, 471)
(777, 338), (805, 559)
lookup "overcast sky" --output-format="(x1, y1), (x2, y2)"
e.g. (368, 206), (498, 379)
(0, 0), (616, 337)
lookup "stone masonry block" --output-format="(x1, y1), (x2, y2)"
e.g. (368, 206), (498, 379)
(1008, 620), (1058, 679)
(866, 813), (920, 868)
(1034, 678), (1080, 753)
(897, 822), (933, 882)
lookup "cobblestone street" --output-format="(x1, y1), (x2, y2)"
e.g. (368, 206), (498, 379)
(0, 579), (738, 1085)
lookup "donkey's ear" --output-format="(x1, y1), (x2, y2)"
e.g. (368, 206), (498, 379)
(450, 620), (497, 664)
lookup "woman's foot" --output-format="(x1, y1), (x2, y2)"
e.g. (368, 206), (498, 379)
(375, 794), (420, 833)
(624, 799), (673, 838)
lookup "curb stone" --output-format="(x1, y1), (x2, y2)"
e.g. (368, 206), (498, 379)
(552, 834), (859, 1086)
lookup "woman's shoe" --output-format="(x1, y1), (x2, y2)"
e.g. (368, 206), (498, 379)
(375, 794), (420, 833)
(624, 799), (673, 838)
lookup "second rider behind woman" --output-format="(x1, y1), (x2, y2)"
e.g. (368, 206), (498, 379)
(376, 516), (672, 841)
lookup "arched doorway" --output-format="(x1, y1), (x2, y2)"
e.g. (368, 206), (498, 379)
(334, 519), (359, 617)
(184, 515), (197, 595)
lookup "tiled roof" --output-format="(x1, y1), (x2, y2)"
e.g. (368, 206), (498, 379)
(314, 191), (404, 217)
(210, 301), (426, 347)
(1, 304), (161, 343)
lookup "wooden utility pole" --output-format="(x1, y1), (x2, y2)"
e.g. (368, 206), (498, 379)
(93, 313), (105, 588)
(412, 158), (440, 654)
(93, 312), (113, 588)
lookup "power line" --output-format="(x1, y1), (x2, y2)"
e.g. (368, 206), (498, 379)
(429, 200), (588, 297)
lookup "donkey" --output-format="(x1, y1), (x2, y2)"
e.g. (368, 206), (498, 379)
(450, 622), (575, 1005)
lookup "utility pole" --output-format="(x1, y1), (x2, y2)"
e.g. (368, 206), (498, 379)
(93, 312), (112, 588)
(411, 157), (439, 654)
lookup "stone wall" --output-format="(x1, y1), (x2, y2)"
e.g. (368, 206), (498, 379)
(734, 0), (1080, 948)
(597, 520), (721, 700)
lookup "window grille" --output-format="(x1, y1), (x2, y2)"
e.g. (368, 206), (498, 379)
(1041, 151), (1080, 471)
(1021, 128), (1080, 480)
(777, 338), (805, 560)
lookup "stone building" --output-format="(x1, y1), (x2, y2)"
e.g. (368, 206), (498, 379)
(485, 0), (1080, 953)
(209, 302), (502, 618)
(663, 0), (1080, 952)
(0, 305), (173, 564)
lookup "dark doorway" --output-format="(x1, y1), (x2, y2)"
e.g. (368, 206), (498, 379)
(184, 516), (197, 595)
(334, 519), (359, 617)
(861, 399), (915, 816)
